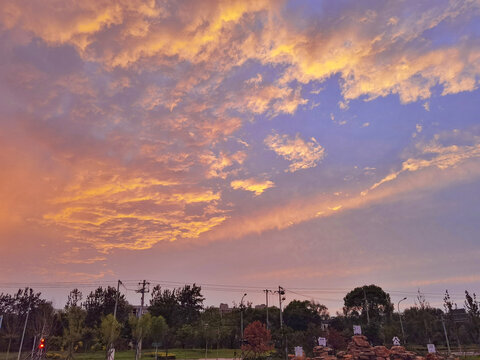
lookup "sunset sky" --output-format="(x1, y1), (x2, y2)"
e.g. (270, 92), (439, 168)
(1, 0), (480, 310)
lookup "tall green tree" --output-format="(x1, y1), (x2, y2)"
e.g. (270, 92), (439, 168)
(150, 315), (168, 358)
(129, 313), (152, 360)
(63, 306), (86, 360)
(149, 287), (178, 327)
(464, 291), (480, 344)
(177, 324), (196, 349)
(148, 284), (204, 328)
(100, 315), (122, 356)
(83, 287), (132, 328)
(283, 300), (328, 331)
(66, 289), (83, 309)
(403, 292), (443, 345)
(343, 285), (393, 322)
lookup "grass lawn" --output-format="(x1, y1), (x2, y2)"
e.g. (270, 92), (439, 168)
(1, 348), (240, 360)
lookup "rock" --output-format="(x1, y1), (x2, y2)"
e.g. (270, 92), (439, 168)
(374, 346), (390, 358)
(353, 336), (371, 348)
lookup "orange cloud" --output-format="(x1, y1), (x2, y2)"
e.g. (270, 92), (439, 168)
(230, 178), (274, 196)
(1, 0), (480, 273)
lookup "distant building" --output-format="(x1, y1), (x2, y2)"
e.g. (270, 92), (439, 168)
(132, 305), (148, 317)
(451, 308), (469, 323)
(219, 303), (233, 314)
(255, 304), (266, 309)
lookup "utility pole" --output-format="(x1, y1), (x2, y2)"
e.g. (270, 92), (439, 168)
(17, 306), (30, 360)
(363, 287), (370, 325)
(277, 287), (284, 329)
(31, 335), (37, 360)
(108, 279), (123, 360)
(263, 290), (272, 330)
(441, 315), (451, 356)
(113, 279), (123, 320)
(276, 286), (287, 360)
(136, 280), (150, 360)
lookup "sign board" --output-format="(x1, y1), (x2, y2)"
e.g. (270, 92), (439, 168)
(427, 344), (436, 353)
(0, 315), (3, 329)
(318, 337), (327, 346)
(392, 337), (401, 346)
(294, 346), (304, 358)
(152, 342), (162, 347)
(353, 325), (362, 335)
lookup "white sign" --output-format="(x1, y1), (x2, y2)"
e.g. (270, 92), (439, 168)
(392, 337), (401, 346)
(294, 346), (304, 358)
(318, 337), (327, 346)
(353, 325), (362, 335)
(427, 344), (436, 353)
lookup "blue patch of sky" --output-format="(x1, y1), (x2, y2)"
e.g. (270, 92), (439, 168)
(422, 11), (480, 48)
(426, 87), (480, 136)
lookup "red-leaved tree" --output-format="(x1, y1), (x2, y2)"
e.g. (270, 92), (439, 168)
(242, 321), (273, 359)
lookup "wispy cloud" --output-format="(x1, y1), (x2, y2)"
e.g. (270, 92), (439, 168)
(208, 130), (480, 242)
(409, 274), (480, 287)
(265, 133), (326, 172)
(366, 137), (480, 194)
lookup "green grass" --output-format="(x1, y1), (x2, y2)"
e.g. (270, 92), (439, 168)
(0, 348), (240, 360)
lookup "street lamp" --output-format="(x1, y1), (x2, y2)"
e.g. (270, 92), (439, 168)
(398, 297), (407, 343)
(240, 294), (247, 359)
(204, 322), (209, 360)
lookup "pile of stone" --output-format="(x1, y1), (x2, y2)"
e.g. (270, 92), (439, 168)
(425, 354), (445, 360)
(339, 336), (424, 360)
(313, 345), (337, 360)
(389, 346), (422, 360)
(373, 346), (391, 360)
(341, 335), (376, 360)
(289, 335), (449, 360)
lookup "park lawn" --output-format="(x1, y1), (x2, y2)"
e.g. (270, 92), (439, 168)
(1, 348), (240, 360)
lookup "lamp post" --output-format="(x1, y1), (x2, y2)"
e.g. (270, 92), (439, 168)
(204, 322), (209, 360)
(398, 297), (407, 343)
(240, 293), (247, 359)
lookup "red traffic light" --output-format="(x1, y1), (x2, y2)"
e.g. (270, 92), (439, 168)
(38, 338), (45, 349)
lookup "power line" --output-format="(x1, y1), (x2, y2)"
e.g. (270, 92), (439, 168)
(0, 280), (475, 299)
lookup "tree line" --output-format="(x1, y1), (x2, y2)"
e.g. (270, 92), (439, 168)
(0, 284), (479, 358)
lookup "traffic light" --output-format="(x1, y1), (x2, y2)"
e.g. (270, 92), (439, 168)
(38, 338), (45, 350)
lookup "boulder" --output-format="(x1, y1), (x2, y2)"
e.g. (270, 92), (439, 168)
(353, 336), (371, 348)
(374, 346), (390, 358)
